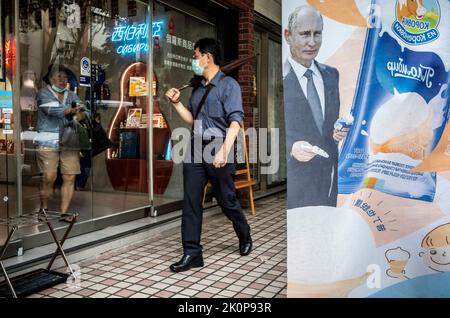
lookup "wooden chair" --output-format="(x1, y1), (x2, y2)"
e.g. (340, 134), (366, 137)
(202, 125), (256, 215)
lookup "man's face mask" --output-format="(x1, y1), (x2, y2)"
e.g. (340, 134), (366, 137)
(192, 59), (205, 76)
(192, 51), (210, 76)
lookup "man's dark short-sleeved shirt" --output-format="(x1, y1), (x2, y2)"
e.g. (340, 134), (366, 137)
(188, 70), (244, 139)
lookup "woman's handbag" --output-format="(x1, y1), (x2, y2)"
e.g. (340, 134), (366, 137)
(59, 120), (91, 151)
(90, 116), (113, 157)
(78, 113), (112, 157)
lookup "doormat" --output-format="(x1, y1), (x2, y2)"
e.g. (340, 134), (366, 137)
(0, 268), (69, 298)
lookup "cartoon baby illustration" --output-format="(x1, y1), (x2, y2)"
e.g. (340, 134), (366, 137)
(376, 223), (450, 297)
(419, 223), (450, 273)
(385, 223), (450, 281)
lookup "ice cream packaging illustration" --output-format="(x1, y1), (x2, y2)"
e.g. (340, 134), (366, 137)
(338, 0), (450, 202)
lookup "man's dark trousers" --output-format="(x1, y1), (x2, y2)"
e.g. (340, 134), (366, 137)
(182, 160), (251, 256)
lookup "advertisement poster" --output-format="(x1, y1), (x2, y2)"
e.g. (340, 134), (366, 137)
(126, 108), (143, 128)
(284, 0), (450, 297)
(0, 90), (12, 108)
(129, 76), (148, 97)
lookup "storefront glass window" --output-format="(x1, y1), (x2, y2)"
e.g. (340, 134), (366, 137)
(0, 1), (17, 243)
(16, 1), (154, 238)
(17, 1), (98, 237)
(3, 0), (222, 251)
(152, 2), (216, 205)
(90, 1), (152, 218)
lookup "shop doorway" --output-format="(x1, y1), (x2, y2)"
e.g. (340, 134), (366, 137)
(254, 27), (286, 190)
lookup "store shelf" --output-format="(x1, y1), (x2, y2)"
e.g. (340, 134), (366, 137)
(105, 64), (173, 195)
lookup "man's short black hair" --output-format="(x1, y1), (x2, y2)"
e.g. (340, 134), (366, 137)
(194, 38), (223, 66)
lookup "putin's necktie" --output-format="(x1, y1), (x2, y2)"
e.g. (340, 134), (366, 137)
(304, 69), (323, 134)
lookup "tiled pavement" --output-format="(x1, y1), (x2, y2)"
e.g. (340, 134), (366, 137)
(30, 193), (287, 298)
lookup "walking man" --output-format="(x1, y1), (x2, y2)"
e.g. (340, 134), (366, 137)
(165, 38), (252, 272)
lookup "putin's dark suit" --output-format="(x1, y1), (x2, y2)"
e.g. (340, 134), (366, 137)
(284, 61), (341, 209)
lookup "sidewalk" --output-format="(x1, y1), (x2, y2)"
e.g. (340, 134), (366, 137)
(30, 193), (287, 298)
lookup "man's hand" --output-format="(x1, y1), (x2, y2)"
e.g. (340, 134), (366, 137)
(213, 147), (227, 168)
(291, 141), (317, 162)
(214, 122), (241, 168)
(333, 128), (349, 143)
(165, 88), (181, 104)
(164, 88), (193, 125)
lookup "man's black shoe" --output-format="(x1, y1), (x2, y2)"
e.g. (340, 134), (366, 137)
(239, 241), (253, 256)
(170, 254), (204, 272)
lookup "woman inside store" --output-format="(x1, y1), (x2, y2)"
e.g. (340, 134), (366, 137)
(35, 64), (85, 220)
